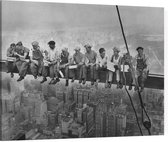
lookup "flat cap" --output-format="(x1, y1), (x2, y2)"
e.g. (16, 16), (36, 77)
(16, 41), (23, 46)
(136, 46), (144, 51)
(62, 47), (68, 52)
(113, 47), (120, 52)
(84, 43), (92, 48)
(32, 41), (39, 47)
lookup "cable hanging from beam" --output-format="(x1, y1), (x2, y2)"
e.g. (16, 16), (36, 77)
(116, 5), (152, 135)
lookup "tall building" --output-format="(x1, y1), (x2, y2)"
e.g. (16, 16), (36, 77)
(106, 113), (116, 137)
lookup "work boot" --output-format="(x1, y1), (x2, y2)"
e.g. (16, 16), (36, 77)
(134, 86), (138, 91)
(65, 79), (69, 86)
(40, 77), (47, 84)
(105, 81), (108, 88)
(83, 79), (86, 85)
(11, 73), (14, 78)
(119, 82), (123, 89)
(17, 76), (24, 82)
(34, 75), (37, 79)
(49, 79), (55, 84)
(79, 79), (82, 84)
(128, 85), (132, 90)
(95, 80), (98, 87)
(53, 78), (60, 84)
(116, 82), (120, 89)
(140, 86), (144, 93)
(108, 81), (112, 88)
(91, 79), (94, 86)
(71, 78), (75, 83)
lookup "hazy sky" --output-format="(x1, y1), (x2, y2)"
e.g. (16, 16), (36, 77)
(2, 1), (164, 34)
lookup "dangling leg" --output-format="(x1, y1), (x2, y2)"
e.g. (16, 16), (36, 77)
(41, 65), (48, 83)
(64, 66), (69, 86)
(116, 70), (120, 89)
(107, 71), (113, 88)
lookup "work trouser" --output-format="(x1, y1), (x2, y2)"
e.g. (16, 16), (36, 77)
(30, 60), (43, 77)
(96, 65), (108, 81)
(71, 64), (86, 80)
(6, 61), (16, 73)
(59, 64), (69, 80)
(135, 69), (148, 88)
(108, 69), (120, 83)
(42, 64), (59, 79)
(120, 68), (133, 86)
(86, 65), (98, 81)
(15, 60), (29, 77)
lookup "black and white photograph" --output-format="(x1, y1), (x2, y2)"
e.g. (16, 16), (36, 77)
(0, 0), (164, 141)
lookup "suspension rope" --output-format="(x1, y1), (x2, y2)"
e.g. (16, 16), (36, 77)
(116, 5), (151, 135)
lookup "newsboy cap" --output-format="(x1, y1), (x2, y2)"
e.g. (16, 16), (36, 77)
(136, 46), (144, 51)
(113, 47), (120, 52)
(84, 44), (92, 48)
(32, 41), (39, 47)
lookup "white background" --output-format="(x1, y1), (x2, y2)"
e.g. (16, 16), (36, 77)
(3, 0), (167, 142)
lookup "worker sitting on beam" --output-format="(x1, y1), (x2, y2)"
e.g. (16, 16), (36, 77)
(30, 41), (44, 79)
(120, 52), (134, 90)
(70, 46), (86, 84)
(108, 47), (122, 88)
(14, 41), (30, 82)
(96, 47), (109, 88)
(59, 47), (71, 86)
(134, 46), (149, 92)
(40, 40), (60, 84)
(84, 44), (98, 86)
(6, 43), (16, 78)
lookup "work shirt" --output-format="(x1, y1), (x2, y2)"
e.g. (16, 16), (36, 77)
(72, 52), (85, 64)
(85, 50), (97, 64)
(134, 54), (148, 70)
(7, 47), (15, 57)
(96, 54), (108, 67)
(15, 45), (30, 59)
(111, 55), (122, 66)
(121, 54), (133, 66)
(30, 49), (43, 61)
(48, 48), (60, 62)
(60, 52), (69, 65)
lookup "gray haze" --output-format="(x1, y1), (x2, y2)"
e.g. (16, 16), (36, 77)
(2, 1), (163, 33)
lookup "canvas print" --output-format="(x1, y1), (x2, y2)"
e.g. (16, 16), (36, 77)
(0, 1), (164, 140)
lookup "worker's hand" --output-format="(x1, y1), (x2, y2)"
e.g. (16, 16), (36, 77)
(13, 52), (17, 55)
(143, 68), (148, 73)
(96, 64), (99, 70)
(114, 65), (119, 70)
(78, 62), (83, 66)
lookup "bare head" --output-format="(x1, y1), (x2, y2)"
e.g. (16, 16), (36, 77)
(48, 41), (56, 50)
(99, 48), (105, 58)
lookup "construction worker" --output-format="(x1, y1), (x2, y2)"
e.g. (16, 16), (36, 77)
(6, 43), (16, 78)
(84, 44), (97, 85)
(40, 40), (60, 84)
(108, 47), (122, 88)
(71, 46), (86, 84)
(120, 53), (134, 90)
(134, 46), (149, 92)
(59, 47), (71, 86)
(30, 41), (43, 79)
(96, 48), (108, 87)
(14, 41), (30, 82)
